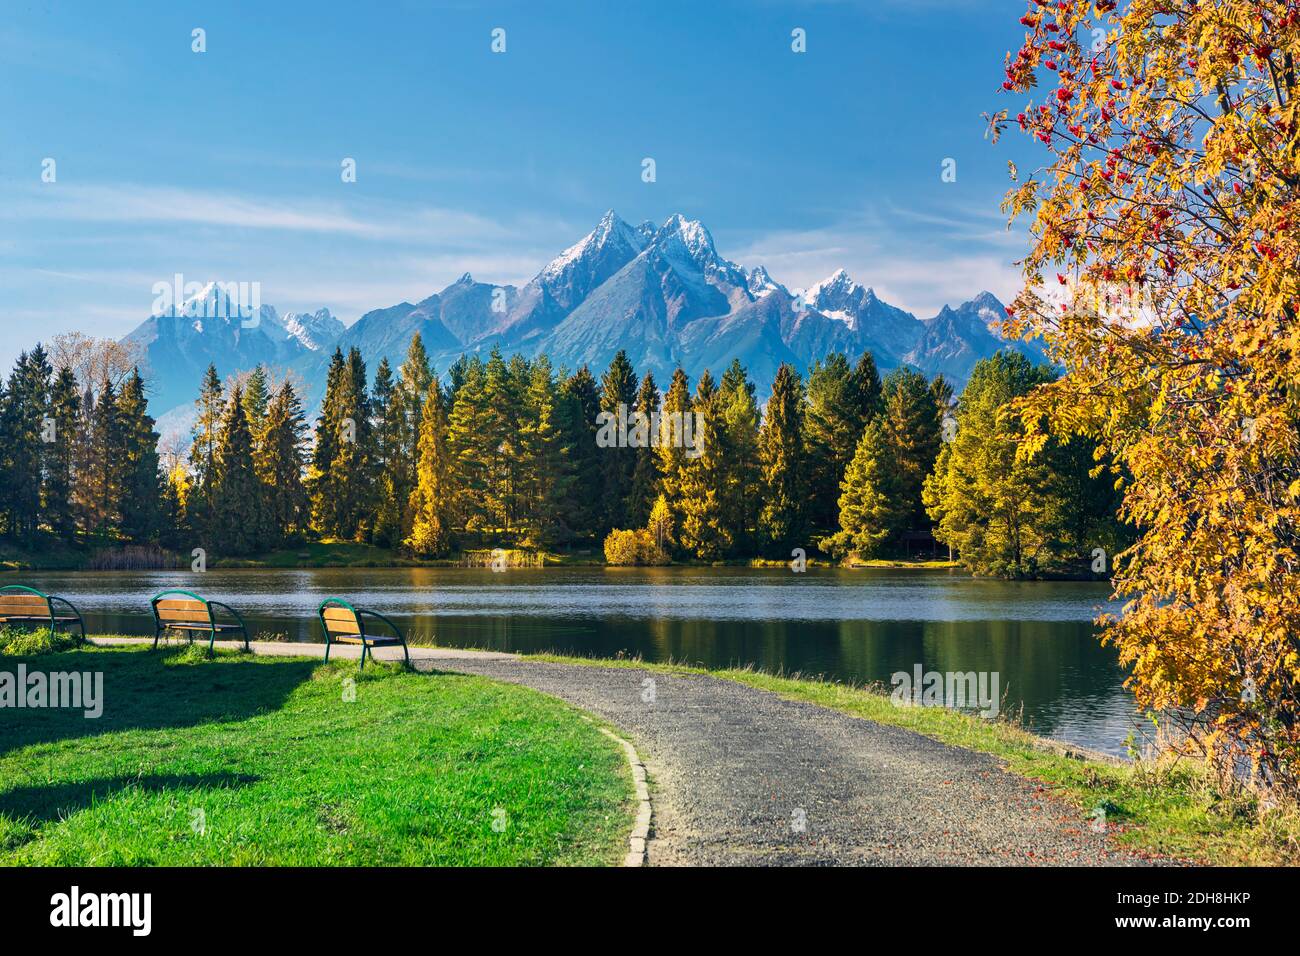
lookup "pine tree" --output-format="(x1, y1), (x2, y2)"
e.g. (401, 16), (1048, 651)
(820, 419), (905, 559)
(160, 466), (187, 550)
(625, 370), (661, 526)
(394, 334), (434, 534)
(656, 368), (693, 539)
(308, 349), (346, 536)
(850, 351), (884, 427)
(923, 352), (1118, 577)
(805, 353), (864, 532)
(930, 374), (954, 419)
(211, 384), (270, 555)
(71, 385), (97, 534)
(447, 355), (490, 532)
(757, 363), (807, 550)
(370, 357), (405, 547)
(241, 365), (271, 440)
(258, 381), (310, 543)
(188, 364), (224, 535)
(0, 349), (51, 540)
(0, 349), (52, 540)
(336, 347), (376, 539)
(478, 348), (521, 534)
(718, 359), (761, 554)
(116, 368), (164, 543)
(44, 365), (80, 539)
(518, 356), (569, 547)
(599, 350), (638, 531)
(880, 366), (942, 533)
(307, 347), (374, 540)
(557, 365), (604, 540)
(405, 375), (455, 557)
(677, 370), (732, 560)
(85, 377), (123, 538)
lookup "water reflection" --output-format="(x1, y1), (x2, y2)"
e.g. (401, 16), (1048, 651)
(15, 566), (1139, 755)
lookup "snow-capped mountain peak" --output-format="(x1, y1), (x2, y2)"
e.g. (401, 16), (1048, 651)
(174, 282), (247, 320)
(805, 268), (863, 303)
(747, 266), (782, 299)
(279, 308), (345, 352)
(540, 210), (647, 285)
(657, 213), (717, 259)
(119, 211), (1033, 428)
(650, 213), (750, 296)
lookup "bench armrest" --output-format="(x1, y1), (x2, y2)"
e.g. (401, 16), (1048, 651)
(47, 596), (86, 638)
(207, 601), (248, 634)
(357, 609), (405, 643)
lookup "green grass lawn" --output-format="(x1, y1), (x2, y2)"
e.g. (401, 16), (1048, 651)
(0, 642), (634, 865)
(532, 653), (1300, 866)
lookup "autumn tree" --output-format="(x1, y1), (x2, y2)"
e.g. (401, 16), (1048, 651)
(677, 370), (733, 560)
(406, 376), (455, 557)
(656, 368), (694, 544)
(996, 0), (1300, 790)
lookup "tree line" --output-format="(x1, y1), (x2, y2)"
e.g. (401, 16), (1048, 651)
(0, 333), (1124, 576)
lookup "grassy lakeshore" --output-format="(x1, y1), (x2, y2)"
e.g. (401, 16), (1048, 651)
(1, 537), (964, 572)
(530, 653), (1300, 866)
(0, 639), (634, 866)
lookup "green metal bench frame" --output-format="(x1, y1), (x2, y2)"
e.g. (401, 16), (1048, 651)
(150, 589), (249, 656)
(317, 597), (410, 670)
(0, 584), (86, 640)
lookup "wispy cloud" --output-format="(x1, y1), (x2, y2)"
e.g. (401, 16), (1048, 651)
(5, 183), (525, 244)
(727, 202), (1028, 317)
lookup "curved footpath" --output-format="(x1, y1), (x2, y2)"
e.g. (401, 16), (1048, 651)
(93, 638), (1151, 866)
(419, 655), (1151, 866)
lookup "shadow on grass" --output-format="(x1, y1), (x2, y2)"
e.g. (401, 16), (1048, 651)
(0, 771), (260, 827)
(0, 646), (319, 759)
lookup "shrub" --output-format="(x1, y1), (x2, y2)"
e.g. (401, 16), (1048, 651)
(0, 627), (82, 656)
(603, 529), (669, 566)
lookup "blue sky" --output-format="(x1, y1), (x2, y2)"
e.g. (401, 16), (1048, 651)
(0, 0), (1037, 374)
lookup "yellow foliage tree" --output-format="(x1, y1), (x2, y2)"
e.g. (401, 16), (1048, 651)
(404, 380), (454, 558)
(995, 0), (1300, 791)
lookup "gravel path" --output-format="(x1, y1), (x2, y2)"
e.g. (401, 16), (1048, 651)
(92, 638), (1150, 865)
(419, 656), (1152, 867)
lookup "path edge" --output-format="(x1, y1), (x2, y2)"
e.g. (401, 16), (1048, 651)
(598, 727), (652, 867)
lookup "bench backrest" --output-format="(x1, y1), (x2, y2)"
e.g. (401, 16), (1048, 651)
(153, 593), (213, 626)
(320, 603), (362, 637)
(0, 587), (52, 618)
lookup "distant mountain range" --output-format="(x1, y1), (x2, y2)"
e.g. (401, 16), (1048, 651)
(120, 211), (1043, 428)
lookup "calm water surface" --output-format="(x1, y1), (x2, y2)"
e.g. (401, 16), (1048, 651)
(17, 567), (1141, 756)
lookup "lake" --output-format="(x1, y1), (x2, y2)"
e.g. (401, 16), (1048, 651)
(14, 566), (1141, 756)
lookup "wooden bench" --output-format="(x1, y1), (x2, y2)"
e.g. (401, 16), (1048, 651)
(318, 598), (410, 670)
(151, 590), (249, 656)
(0, 585), (85, 639)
